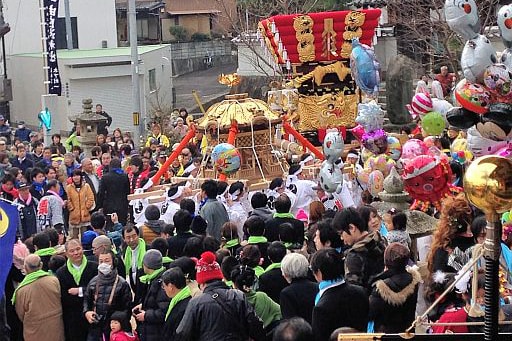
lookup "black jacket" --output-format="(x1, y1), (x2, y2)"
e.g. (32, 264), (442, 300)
(258, 267), (288, 303)
(137, 271), (170, 341)
(15, 196), (39, 240)
(312, 281), (369, 341)
(344, 231), (386, 292)
(369, 267), (421, 334)
(265, 216), (304, 244)
(83, 270), (132, 331)
(10, 157), (33, 173)
(97, 170), (130, 225)
(163, 296), (191, 340)
(279, 278), (318, 325)
(175, 281), (265, 341)
(97, 111), (112, 136)
(56, 260), (98, 341)
(168, 232), (195, 260)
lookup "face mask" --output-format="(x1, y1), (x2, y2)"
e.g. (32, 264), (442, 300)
(98, 263), (112, 275)
(18, 125), (23, 129)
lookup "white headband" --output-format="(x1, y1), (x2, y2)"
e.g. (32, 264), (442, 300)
(169, 186), (185, 200)
(183, 163), (197, 174)
(290, 165), (303, 176)
(347, 153), (358, 159)
(230, 189), (241, 201)
(300, 155), (314, 165)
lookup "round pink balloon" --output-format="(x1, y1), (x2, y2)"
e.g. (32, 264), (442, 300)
(402, 139), (429, 160)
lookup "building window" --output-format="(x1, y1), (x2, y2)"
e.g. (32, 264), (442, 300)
(56, 17), (79, 49)
(137, 19), (149, 39)
(149, 68), (157, 92)
(174, 16), (179, 26)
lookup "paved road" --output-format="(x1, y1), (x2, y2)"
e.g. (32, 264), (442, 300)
(173, 63), (237, 114)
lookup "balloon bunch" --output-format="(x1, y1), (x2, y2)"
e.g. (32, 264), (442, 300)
(318, 131), (345, 194)
(408, 92), (452, 137)
(444, 1), (512, 157)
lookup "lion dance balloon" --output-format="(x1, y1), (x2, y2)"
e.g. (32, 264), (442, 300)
(402, 155), (461, 212)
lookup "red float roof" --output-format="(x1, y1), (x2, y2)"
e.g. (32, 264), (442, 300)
(258, 9), (381, 65)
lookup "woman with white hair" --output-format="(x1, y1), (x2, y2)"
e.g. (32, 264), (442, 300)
(279, 253), (318, 324)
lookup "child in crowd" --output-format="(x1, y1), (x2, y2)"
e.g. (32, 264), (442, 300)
(110, 311), (139, 341)
(384, 209), (411, 249)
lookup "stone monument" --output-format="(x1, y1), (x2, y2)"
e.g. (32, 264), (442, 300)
(70, 99), (108, 156)
(386, 55), (413, 125)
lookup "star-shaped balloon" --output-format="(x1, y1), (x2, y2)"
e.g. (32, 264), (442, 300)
(355, 100), (385, 133)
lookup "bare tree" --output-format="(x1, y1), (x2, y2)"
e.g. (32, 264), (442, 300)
(387, 0), (501, 74)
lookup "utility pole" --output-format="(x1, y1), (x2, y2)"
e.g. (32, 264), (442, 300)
(0, 0), (11, 122)
(64, 0), (73, 50)
(128, 0), (142, 143)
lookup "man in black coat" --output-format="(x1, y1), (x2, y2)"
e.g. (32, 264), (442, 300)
(10, 144), (34, 173)
(95, 104), (112, 136)
(97, 158), (130, 225)
(280, 253), (318, 324)
(133, 250), (170, 341)
(161, 267), (192, 340)
(56, 239), (98, 341)
(258, 241), (288, 303)
(167, 209), (195, 259)
(265, 194), (304, 244)
(311, 248), (368, 341)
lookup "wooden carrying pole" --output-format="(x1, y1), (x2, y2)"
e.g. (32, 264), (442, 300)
(282, 121), (324, 160)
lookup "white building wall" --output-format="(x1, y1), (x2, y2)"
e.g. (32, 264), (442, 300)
(3, 0), (117, 55)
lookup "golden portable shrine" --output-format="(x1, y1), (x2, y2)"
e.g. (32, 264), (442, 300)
(258, 9), (381, 141)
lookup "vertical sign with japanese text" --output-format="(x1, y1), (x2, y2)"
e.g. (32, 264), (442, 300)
(43, 0), (62, 95)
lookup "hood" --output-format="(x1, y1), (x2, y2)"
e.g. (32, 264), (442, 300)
(374, 266), (422, 306)
(252, 207), (273, 217)
(145, 219), (164, 233)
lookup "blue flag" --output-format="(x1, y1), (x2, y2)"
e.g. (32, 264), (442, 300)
(0, 200), (19, 297)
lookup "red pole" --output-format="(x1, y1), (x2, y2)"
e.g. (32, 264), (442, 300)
(282, 122), (324, 161)
(218, 120), (238, 181)
(145, 124), (196, 189)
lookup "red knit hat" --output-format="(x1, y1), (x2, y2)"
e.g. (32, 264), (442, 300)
(196, 251), (223, 284)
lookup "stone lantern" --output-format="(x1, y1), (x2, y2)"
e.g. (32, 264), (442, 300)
(70, 98), (108, 156)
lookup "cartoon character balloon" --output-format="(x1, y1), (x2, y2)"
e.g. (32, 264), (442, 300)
(402, 155), (460, 211)
(366, 154), (395, 178)
(444, 0), (480, 40)
(350, 39), (381, 97)
(322, 131), (345, 163)
(318, 158), (344, 194)
(483, 64), (512, 99)
(466, 126), (512, 157)
(386, 135), (402, 161)
(421, 112), (446, 136)
(362, 129), (388, 155)
(368, 170), (384, 197)
(460, 34), (497, 83)
(211, 143), (241, 175)
(356, 101), (385, 133)
(454, 78), (491, 115)
(498, 4), (512, 70)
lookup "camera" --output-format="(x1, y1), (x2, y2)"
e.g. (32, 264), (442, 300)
(92, 313), (104, 324)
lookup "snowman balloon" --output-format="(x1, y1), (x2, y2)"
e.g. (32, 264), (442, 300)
(319, 131), (345, 194)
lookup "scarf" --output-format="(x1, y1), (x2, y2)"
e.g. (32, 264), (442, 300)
(254, 265), (265, 278)
(67, 256), (88, 285)
(124, 238), (146, 276)
(315, 278), (345, 305)
(1, 184), (18, 199)
(139, 266), (165, 284)
(35, 247), (56, 257)
(274, 212), (294, 219)
(47, 190), (65, 206)
(224, 239), (240, 249)
(162, 256), (173, 265)
(32, 181), (45, 193)
(264, 262), (281, 273)
(11, 270), (50, 304)
(248, 236), (268, 244)
(111, 168), (124, 175)
(20, 192), (32, 206)
(165, 285), (191, 321)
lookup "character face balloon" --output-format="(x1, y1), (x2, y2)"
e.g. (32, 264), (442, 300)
(461, 34), (497, 83)
(402, 139), (429, 160)
(402, 155), (452, 203)
(444, 0), (480, 40)
(362, 129), (388, 155)
(483, 64), (512, 98)
(498, 5), (512, 46)
(386, 136), (402, 161)
(454, 78), (491, 115)
(323, 131), (345, 163)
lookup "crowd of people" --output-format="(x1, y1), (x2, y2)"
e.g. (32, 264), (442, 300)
(1, 100), (512, 341)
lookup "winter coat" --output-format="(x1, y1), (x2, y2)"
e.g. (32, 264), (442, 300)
(137, 271), (170, 341)
(312, 281), (369, 341)
(98, 170), (130, 225)
(56, 259), (99, 341)
(258, 267), (288, 303)
(66, 182), (95, 225)
(141, 220), (165, 245)
(199, 198), (229, 241)
(344, 231), (387, 292)
(10, 157), (34, 173)
(175, 280), (265, 341)
(37, 192), (65, 229)
(163, 296), (191, 340)
(15, 274), (65, 341)
(249, 207), (274, 223)
(83, 270), (132, 336)
(279, 278), (318, 324)
(265, 216), (305, 244)
(168, 232), (195, 259)
(369, 267), (421, 333)
(111, 331), (140, 341)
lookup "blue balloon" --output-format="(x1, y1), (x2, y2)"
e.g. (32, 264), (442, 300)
(38, 108), (52, 131)
(350, 39), (381, 97)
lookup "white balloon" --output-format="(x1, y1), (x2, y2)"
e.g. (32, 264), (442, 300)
(322, 131), (345, 163)
(444, 0), (480, 40)
(461, 35), (497, 83)
(319, 159), (344, 194)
